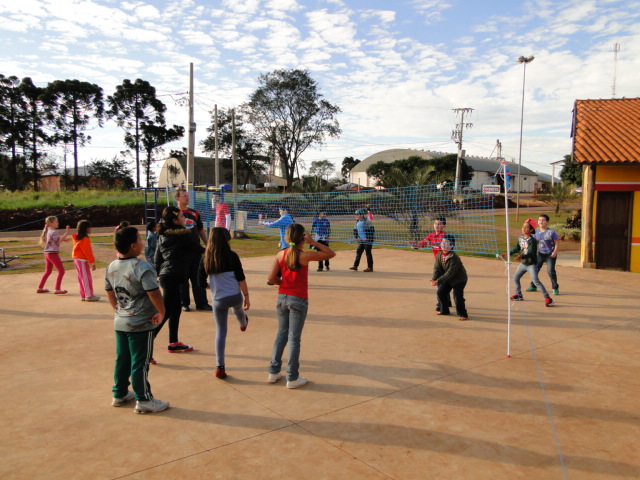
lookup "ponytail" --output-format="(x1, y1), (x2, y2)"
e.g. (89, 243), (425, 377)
(158, 206), (181, 235)
(283, 223), (305, 271)
(39, 216), (57, 246)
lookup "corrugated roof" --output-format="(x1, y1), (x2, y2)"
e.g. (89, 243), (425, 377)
(573, 98), (640, 164)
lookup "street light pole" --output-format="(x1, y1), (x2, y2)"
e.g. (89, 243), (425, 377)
(516, 55), (534, 221)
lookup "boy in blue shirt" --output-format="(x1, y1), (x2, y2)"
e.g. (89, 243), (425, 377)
(106, 226), (170, 414)
(526, 214), (560, 295)
(311, 211), (331, 271)
(350, 209), (374, 272)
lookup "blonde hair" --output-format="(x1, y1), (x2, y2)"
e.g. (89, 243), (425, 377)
(39, 216), (57, 246)
(283, 223), (305, 271)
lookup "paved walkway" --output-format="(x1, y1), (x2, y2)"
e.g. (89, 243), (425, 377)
(1, 249), (639, 479)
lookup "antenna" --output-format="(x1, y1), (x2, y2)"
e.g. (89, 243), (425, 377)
(612, 43), (620, 98)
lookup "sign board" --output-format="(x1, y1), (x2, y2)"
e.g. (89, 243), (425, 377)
(482, 185), (502, 195)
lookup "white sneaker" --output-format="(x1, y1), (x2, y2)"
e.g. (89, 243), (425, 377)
(134, 398), (170, 414)
(85, 295), (100, 302)
(267, 373), (282, 383)
(112, 390), (135, 407)
(286, 377), (308, 389)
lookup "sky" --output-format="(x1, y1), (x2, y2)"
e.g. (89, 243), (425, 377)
(1, 0), (639, 180)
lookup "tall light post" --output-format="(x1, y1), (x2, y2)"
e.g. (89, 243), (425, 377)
(516, 55), (534, 220)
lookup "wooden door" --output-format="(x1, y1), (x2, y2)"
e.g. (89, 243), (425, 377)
(595, 191), (632, 270)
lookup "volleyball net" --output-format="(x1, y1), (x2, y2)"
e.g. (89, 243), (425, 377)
(188, 177), (501, 257)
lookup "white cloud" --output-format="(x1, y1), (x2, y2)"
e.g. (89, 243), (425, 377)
(221, 0), (259, 15)
(135, 4), (161, 20)
(306, 9), (359, 48)
(0, 14), (41, 32)
(411, 0), (453, 24)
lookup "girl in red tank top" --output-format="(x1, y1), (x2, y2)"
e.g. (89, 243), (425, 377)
(267, 223), (335, 389)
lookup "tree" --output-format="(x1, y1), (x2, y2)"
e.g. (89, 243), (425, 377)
(559, 154), (582, 186)
(242, 69), (341, 187)
(0, 75), (27, 190)
(20, 77), (51, 190)
(43, 79), (104, 191)
(201, 108), (268, 186)
(309, 159), (335, 181)
(341, 156), (360, 180)
(535, 182), (579, 214)
(136, 121), (184, 187)
(107, 79), (166, 188)
(366, 154), (471, 187)
(87, 156), (134, 189)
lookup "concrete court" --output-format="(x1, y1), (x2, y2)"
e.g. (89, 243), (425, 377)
(1, 249), (639, 480)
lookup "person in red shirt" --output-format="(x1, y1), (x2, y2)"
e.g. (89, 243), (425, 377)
(418, 217), (447, 257)
(213, 193), (231, 230)
(266, 223), (335, 389)
(419, 217), (451, 311)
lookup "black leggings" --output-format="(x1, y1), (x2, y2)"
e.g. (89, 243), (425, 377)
(155, 275), (184, 344)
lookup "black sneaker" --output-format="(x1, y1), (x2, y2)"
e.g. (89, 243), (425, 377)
(326, 266), (330, 271)
(510, 294), (524, 301)
(182, 306), (191, 312)
(167, 342), (193, 353)
(196, 304), (213, 311)
(317, 268), (323, 272)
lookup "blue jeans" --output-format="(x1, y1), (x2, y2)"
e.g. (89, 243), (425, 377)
(530, 253), (559, 290)
(515, 263), (549, 298)
(212, 293), (246, 367)
(269, 294), (308, 381)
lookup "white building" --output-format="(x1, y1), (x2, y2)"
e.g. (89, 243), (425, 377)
(349, 148), (539, 193)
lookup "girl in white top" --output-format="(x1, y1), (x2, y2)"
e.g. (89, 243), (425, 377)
(37, 216), (71, 295)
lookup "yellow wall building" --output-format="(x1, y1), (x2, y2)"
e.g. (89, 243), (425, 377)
(573, 98), (640, 272)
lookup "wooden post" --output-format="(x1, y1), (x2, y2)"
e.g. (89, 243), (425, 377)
(582, 164), (596, 267)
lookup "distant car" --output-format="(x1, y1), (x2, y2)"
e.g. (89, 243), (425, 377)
(574, 187), (583, 194)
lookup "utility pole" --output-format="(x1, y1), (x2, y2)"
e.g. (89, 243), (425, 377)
(612, 43), (620, 98)
(452, 108), (473, 191)
(231, 109), (238, 229)
(186, 62), (196, 190)
(214, 104), (219, 187)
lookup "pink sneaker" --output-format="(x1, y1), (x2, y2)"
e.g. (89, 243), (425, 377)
(54, 290), (68, 295)
(37, 288), (49, 293)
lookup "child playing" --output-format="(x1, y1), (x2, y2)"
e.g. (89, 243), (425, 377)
(267, 223), (335, 388)
(199, 227), (250, 379)
(311, 211), (331, 272)
(349, 209), (374, 272)
(37, 216), (71, 295)
(418, 217), (447, 256)
(431, 234), (468, 321)
(526, 214), (560, 295)
(145, 220), (158, 264)
(259, 206), (294, 249)
(154, 206), (197, 353)
(72, 219), (100, 302)
(106, 226), (169, 414)
(504, 221), (554, 306)
(418, 216), (451, 311)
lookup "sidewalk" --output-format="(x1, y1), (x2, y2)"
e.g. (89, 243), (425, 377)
(1, 249), (638, 479)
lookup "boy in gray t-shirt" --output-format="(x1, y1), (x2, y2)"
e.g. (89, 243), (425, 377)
(105, 227), (169, 414)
